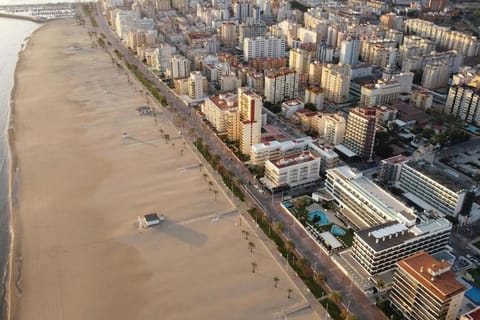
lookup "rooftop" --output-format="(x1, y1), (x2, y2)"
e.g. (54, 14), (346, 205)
(382, 154), (410, 165)
(332, 166), (416, 225)
(356, 221), (416, 252)
(405, 160), (470, 193)
(272, 151), (319, 169)
(462, 306), (480, 320)
(208, 94), (237, 110)
(397, 251), (466, 301)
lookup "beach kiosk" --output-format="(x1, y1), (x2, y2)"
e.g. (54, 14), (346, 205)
(142, 213), (165, 228)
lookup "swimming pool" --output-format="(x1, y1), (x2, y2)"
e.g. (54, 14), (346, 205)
(331, 224), (346, 236)
(309, 210), (330, 226)
(282, 201), (293, 208)
(466, 286), (480, 305)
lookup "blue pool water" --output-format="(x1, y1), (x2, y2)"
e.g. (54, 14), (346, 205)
(466, 286), (480, 305)
(466, 124), (479, 133)
(282, 201), (293, 208)
(308, 210), (330, 226)
(331, 225), (346, 236)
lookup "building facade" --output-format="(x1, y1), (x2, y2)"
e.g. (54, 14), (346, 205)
(444, 85), (480, 125)
(264, 69), (299, 104)
(343, 107), (377, 161)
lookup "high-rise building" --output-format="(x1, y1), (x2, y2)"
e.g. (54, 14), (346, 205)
(339, 36), (360, 66)
(391, 251), (465, 320)
(188, 71), (206, 100)
(343, 107), (377, 161)
(233, 0), (254, 20)
(170, 55), (191, 79)
(238, 21), (267, 45)
(422, 62), (450, 89)
(320, 63), (351, 103)
(202, 93), (238, 133)
(243, 36), (286, 61)
(428, 0), (447, 11)
(352, 219), (452, 276)
(238, 87), (262, 155)
(289, 48), (313, 75)
(264, 69), (299, 104)
(444, 85), (480, 125)
(220, 22), (237, 49)
(308, 61), (323, 85)
(323, 113), (346, 145)
(360, 80), (401, 107)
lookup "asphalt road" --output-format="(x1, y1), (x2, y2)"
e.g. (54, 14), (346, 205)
(88, 7), (387, 319)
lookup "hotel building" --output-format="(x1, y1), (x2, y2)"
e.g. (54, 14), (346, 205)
(444, 85), (480, 125)
(397, 160), (474, 218)
(351, 219), (452, 276)
(326, 165), (417, 229)
(201, 93), (238, 133)
(250, 137), (312, 166)
(391, 251), (466, 320)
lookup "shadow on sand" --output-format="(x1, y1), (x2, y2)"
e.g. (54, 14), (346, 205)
(158, 221), (208, 247)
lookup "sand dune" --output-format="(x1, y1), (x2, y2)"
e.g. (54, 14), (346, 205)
(11, 19), (320, 320)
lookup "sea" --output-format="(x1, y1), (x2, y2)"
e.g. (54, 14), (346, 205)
(0, 1), (76, 314)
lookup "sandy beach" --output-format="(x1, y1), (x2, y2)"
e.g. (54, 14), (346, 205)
(9, 19), (319, 320)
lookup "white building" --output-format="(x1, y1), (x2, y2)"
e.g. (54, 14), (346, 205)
(201, 93), (237, 133)
(243, 36), (286, 61)
(170, 55), (191, 79)
(264, 151), (320, 189)
(238, 87), (262, 155)
(444, 85), (480, 125)
(304, 87), (324, 110)
(321, 63), (351, 104)
(188, 71), (206, 100)
(360, 80), (401, 107)
(326, 165), (417, 229)
(250, 137), (312, 166)
(422, 62), (450, 89)
(339, 36), (360, 66)
(281, 100), (304, 118)
(264, 69), (299, 104)
(323, 113), (346, 145)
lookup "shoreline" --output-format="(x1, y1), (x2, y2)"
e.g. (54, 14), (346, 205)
(6, 22), (44, 320)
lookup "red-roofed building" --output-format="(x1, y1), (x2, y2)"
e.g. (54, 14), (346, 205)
(391, 251), (466, 320)
(461, 306), (480, 320)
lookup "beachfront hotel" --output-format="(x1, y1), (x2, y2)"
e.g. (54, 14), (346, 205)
(201, 93), (238, 134)
(250, 137), (312, 166)
(390, 251), (466, 320)
(351, 218), (452, 276)
(325, 165), (416, 230)
(397, 160), (475, 218)
(263, 151), (320, 190)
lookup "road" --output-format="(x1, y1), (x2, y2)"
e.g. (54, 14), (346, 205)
(88, 6), (387, 319)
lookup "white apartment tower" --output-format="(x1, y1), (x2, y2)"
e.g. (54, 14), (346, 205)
(171, 55), (191, 79)
(243, 36), (286, 61)
(320, 63), (351, 104)
(339, 36), (360, 66)
(444, 85), (480, 125)
(188, 71), (206, 100)
(264, 69), (299, 104)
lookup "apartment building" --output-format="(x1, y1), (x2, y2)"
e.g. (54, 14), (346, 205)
(188, 71), (206, 100)
(323, 113), (346, 145)
(250, 137), (312, 166)
(339, 36), (360, 66)
(422, 62), (450, 90)
(238, 21), (267, 45)
(326, 165), (417, 229)
(220, 22), (237, 48)
(320, 63), (351, 104)
(264, 69), (299, 104)
(308, 142), (339, 175)
(411, 89), (433, 110)
(398, 160), (475, 218)
(401, 50), (463, 75)
(343, 107), (377, 161)
(351, 219), (452, 276)
(304, 87), (324, 110)
(243, 36), (286, 61)
(391, 251), (465, 320)
(264, 151), (321, 189)
(444, 85), (480, 125)
(360, 80), (401, 107)
(201, 93), (238, 133)
(289, 48), (314, 74)
(171, 55), (191, 79)
(238, 87), (262, 155)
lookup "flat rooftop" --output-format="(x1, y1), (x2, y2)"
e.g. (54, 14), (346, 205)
(332, 166), (416, 225)
(398, 251), (466, 301)
(382, 154), (410, 165)
(405, 160), (470, 193)
(272, 151), (318, 169)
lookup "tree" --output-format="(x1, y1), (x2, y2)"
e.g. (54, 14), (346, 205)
(164, 134), (170, 143)
(273, 276), (280, 288)
(274, 222), (284, 233)
(304, 102), (317, 111)
(315, 272), (326, 284)
(329, 290), (341, 303)
(242, 230), (250, 240)
(208, 180), (214, 190)
(286, 240), (295, 252)
(203, 173), (208, 181)
(297, 257), (310, 273)
(341, 310), (357, 320)
(248, 241), (256, 253)
(213, 189), (218, 200)
(287, 288), (293, 299)
(251, 262), (257, 273)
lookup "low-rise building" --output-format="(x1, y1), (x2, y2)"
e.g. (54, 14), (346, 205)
(281, 100), (304, 118)
(250, 137), (312, 166)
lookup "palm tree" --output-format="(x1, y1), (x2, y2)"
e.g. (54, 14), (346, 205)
(251, 262), (257, 273)
(208, 180), (214, 190)
(164, 134), (170, 143)
(297, 257), (310, 274)
(273, 276), (280, 288)
(314, 272), (326, 284)
(242, 230), (249, 240)
(202, 173), (208, 181)
(274, 222), (284, 234)
(248, 241), (256, 253)
(171, 142), (175, 149)
(287, 288), (293, 299)
(213, 189), (218, 200)
(329, 290), (341, 304)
